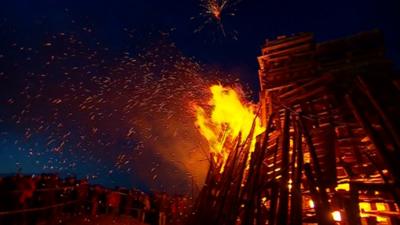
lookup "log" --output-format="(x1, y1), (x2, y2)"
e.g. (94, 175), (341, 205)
(241, 114), (275, 225)
(268, 181), (279, 225)
(299, 115), (327, 195)
(345, 93), (400, 184)
(304, 164), (335, 225)
(279, 73), (333, 99)
(343, 183), (361, 225)
(277, 110), (291, 225)
(290, 119), (303, 225)
(357, 75), (400, 151)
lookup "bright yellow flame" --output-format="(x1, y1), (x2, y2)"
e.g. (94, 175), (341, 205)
(335, 183), (350, 191)
(261, 197), (267, 203)
(304, 152), (311, 164)
(359, 202), (371, 216)
(332, 211), (342, 222)
(309, 199), (315, 209)
(194, 84), (264, 171)
(376, 203), (388, 222)
(359, 202), (388, 222)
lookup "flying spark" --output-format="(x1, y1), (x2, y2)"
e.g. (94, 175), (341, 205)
(0, 21), (244, 192)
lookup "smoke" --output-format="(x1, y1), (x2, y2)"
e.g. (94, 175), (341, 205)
(0, 27), (241, 194)
(116, 39), (240, 193)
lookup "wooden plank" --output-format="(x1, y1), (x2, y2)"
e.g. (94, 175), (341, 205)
(279, 74), (333, 99)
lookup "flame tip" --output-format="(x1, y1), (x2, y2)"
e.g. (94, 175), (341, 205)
(194, 84), (265, 172)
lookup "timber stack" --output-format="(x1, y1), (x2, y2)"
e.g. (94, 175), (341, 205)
(191, 30), (400, 225)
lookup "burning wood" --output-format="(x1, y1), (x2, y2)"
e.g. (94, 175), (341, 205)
(190, 30), (400, 225)
(194, 84), (264, 172)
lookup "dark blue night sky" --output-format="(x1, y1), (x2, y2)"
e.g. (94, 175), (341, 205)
(0, 0), (399, 194)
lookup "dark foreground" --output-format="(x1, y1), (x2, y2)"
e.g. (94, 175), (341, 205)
(0, 174), (191, 225)
(66, 215), (146, 225)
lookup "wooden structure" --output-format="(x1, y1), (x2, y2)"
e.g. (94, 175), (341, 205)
(191, 30), (400, 225)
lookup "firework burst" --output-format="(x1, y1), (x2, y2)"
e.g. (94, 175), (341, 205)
(193, 0), (241, 39)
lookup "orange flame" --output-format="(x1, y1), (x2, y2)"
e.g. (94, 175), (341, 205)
(194, 84), (264, 171)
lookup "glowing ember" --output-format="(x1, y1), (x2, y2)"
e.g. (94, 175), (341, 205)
(308, 199), (315, 209)
(359, 202), (388, 222)
(331, 211), (342, 222)
(194, 84), (264, 171)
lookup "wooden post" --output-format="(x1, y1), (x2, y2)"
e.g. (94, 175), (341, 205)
(277, 110), (291, 225)
(214, 135), (243, 224)
(298, 115), (330, 207)
(268, 181), (279, 225)
(343, 182), (361, 225)
(345, 93), (400, 183)
(304, 163), (335, 225)
(290, 119), (303, 225)
(241, 114), (275, 225)
(363, 152), (400, 207)
(357, 76), (400, 151)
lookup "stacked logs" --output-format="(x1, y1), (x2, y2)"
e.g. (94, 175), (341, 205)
(191, 30), (400, 225)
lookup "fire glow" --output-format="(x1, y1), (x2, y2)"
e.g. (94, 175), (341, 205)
(194, 84), (264, 171)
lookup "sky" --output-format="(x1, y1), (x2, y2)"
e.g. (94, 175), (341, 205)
(0, 0), (399, 194)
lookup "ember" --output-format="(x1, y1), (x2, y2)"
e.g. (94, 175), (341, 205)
(0, 0), (398, 224)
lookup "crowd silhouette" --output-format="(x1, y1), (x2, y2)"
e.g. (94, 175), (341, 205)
(0, 174), (191, 225)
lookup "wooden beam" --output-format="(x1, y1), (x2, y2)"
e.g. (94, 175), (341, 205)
(279, 74), (333, 99)
(290, 119), (303, 225)
(357, 75), (400, 151)
(343, 183), (361, 225)
(346, 93), (400, 184)
(277, 110), (291, 225)
(304, 163), (335, 225)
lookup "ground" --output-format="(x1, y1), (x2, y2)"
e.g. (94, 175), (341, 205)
(64, 215), (148, 225)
